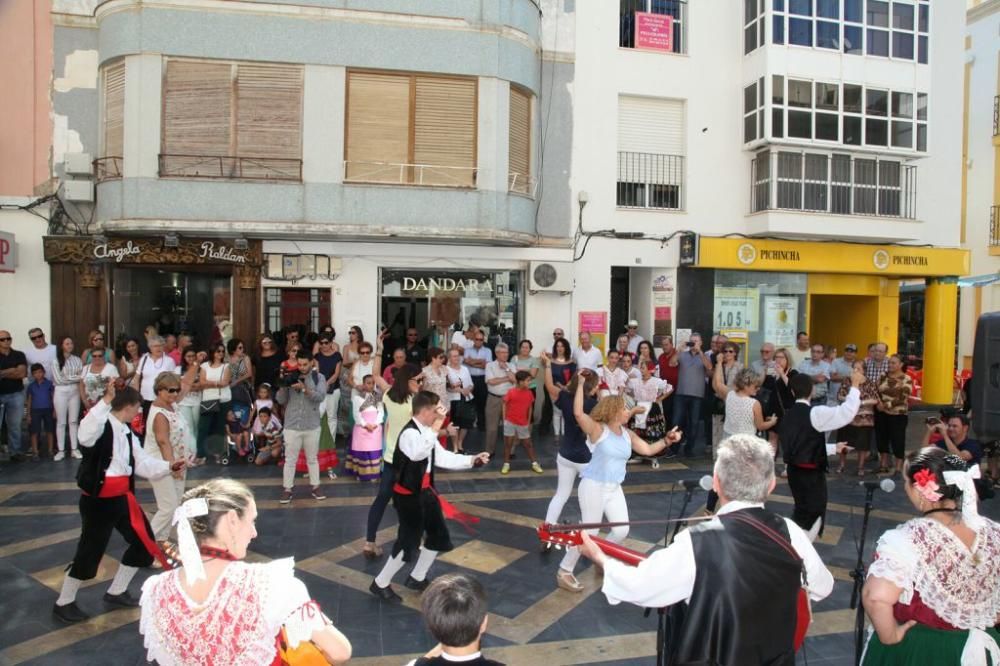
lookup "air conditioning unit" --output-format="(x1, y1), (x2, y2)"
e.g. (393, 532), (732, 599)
(63, 180), (94, 202)
(528, 261), (573, 292)
(65, 153), (93, 176)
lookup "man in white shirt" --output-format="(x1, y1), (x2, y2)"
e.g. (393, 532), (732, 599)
(450, 322), (479, 351)
(624, 320), (644, 355)
(463, 332), (492, 432)
(578, 433), (834, 664)
(24, 327), (57, 381)
(483, 343), (516, 457)
(371, 392), (488, 602)
(787, 331), (811, 369)
(599, 350), (629, 397)
(796, 344), (832, 405)
(572, 331), (603, 372)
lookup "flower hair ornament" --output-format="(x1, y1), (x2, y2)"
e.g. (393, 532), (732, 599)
(172, 498), (209, 584)
(943, 464), (984, 530)
(912, 468), (943, 503)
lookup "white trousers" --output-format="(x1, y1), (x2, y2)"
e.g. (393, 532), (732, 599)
(283, 428), (320, 489)
(320, 389), (341, 442)
(559, 477), (629, 573)
(54, 385), (80, 452)
(544, 454), (589, 524)
(143, 442), (186, 541)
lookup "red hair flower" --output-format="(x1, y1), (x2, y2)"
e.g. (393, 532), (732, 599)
(912, 468), (943, 503)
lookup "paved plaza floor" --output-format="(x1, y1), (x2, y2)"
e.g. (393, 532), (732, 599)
(0, 411), (995, 665)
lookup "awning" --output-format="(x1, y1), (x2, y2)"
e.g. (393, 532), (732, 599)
(957, 273), (1000, 288)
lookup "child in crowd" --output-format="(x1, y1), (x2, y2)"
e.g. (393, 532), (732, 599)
(501, 371), (541, 475)
(225, 403), (252, 458)
(347, 375), (384, 482)
(252, 407), (284, 466)
(406, 573), (504, 666)
(254, 383), (274, 414)
(26, 363), (55, 461)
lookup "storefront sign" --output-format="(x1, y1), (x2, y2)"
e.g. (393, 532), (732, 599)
(713, 287), (759, 331)
(0, 231), (15, 273)
(401, 277), (494, 293)
(693, 237), (969, 277)
(93, 240), (142, 262)
(199, 241), (247, 264)
(634, 12), (674, 52)
(43, 236), (262, 267)
(763, 296), (798, 347)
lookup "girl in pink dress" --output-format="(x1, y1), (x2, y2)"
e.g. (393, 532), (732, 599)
(347, 375), (385, 482)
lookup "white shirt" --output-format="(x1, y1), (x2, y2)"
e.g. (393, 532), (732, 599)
(796, 386), (860, 443)
(573, 345), (603, 372)
(137, 353), (177, 401)
(485, 360), (515, 396)
(78, 399), (171, 480)
(398, 419), (475, 471)
(601, 500), (835, 609)
(446, 364), (474, 402)
(450, 331), (474, 350)
(601, 366), (630, 396)
(405, 653), (485, 666)
(24, 344), (57, 381)
(626, 334), (645, 355)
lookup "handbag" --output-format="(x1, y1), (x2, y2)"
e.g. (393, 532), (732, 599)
(231, 358), (254, 405)
(453, 399), (475, 425)
(129, 355), (147, 391)
(199, 368), (221, 414)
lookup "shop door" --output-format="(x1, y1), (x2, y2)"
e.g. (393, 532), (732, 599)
(609, 267), (630, 346)
(264, 288), (331, 333)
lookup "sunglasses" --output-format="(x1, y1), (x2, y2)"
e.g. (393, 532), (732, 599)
(475, 338), (485, 342)
(0, 337), (11, 342)
(92, 353), (105, 358)
(349, 331), (358, 336)
(320, 340), (332, 345)
(164, 388), (181, 394)
(360, 351), (372, 355)
(724, 349), (737, 354)
(30, 334), (44, 341)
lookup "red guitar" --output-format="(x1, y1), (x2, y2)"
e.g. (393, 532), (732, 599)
(536, 522), (811, 651)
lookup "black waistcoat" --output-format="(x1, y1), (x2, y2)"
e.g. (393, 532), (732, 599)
(392, 419), (434, 494)
(777, 403), (828, 470)
(668, 508), (801, 666)
(414, 656), (503, 666)
(76, 419), (136, 495)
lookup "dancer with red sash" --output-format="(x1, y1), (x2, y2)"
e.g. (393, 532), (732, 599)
(370, 391), (489, 602)
(577, 433), (835, 665)
(53, 383), (185, 623)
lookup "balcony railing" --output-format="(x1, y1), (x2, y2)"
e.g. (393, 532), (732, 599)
(617, 152), (684, 210)
(991, 206), (1000, 247)
(158, 154), (302, 181)
(619, 0), (687, 54)
(508, 172), (536, 197)
(994, 95), (999, 137)
(343, 161), (477, 188)
(750, 151), (916, 219)
(93, 156), (122, 183)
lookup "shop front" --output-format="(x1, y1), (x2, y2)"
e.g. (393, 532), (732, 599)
(677, 235), (969, 405)
(44, 236), (262, 350)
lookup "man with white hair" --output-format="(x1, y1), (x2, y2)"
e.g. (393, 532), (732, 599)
(483, 343), (515, 457)
(572, 331), (603, 372)
(134, 335), (177, 424)
(579, 434), (834, 664)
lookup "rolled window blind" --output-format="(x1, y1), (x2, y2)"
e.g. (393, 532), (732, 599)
(236, 63), (303, 178)
(413, 76), (476, 186)
(617, 95), (684, 185)
(102, 61), (125, 158)
(163, 60), (233, 156)
(345, 71), (411, 183)
(508, 87), (531, 193)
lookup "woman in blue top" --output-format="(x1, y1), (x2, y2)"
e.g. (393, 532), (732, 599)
(555, 371), (682, 593)
(548, 337), (576, 442)
(541, 355), (600, 541)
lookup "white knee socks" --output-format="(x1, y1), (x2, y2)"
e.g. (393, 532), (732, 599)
(106, 565), (138, 596)
(375, 552), (406, 589)
(409, 548), (438, 582)
(56, 575), (82, 606)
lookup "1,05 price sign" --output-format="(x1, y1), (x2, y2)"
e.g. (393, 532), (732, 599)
(712, 287), (759, 332)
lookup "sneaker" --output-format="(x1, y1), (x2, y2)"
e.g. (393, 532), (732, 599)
(310, 487), (326, 501)
(500, 463), (511, 475)
(53, 451), (65, 462)
(279, 490), (293, 504)
(71, 450), (82, 460)
(531, 461), (544, 474)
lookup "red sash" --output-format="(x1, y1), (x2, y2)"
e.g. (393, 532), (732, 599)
(394, 473), (479, 533)
(87, 475), (171, 569)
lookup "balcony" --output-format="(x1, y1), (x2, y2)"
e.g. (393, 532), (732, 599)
(991, 206), (1000, 249)
(158, 154), (302, 181)
(619, 0), (687, 54)
(343, 161), (477, 189)
(617, 152), (684, 210)
(750, 151), (916, 220)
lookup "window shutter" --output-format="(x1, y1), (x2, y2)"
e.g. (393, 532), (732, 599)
(235, 63), (303, 178)
(162, 60), (233, 175)
(102, 62), (125, 158)
(345, 71), (411, 183)
(508, 87), (531, 194)
(617, 96), (684, 184)
(413, 76), (476, 187)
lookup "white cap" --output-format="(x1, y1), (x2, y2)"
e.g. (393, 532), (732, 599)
(627, 320), (639, 328)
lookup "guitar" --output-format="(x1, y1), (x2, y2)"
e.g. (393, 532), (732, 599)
(536, 521), (812, 652)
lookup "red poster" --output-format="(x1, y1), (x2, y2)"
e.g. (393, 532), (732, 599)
(578, 311), (607, 333)
(655, 307), (671, 321)
(635, 12), (674, 52)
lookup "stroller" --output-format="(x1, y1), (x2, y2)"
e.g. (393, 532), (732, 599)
(220, 402), (256, 465)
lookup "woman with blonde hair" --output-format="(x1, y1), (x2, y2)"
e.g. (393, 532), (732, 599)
(555, 371), (682, 592)
(139, 479), (352, 664)
(144, 372), (193, 549)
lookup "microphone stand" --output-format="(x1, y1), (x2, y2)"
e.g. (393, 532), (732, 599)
(652, 481), (698, 666)
(850, 484), (877, 666)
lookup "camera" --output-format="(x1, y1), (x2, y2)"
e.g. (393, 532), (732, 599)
(279, 367), (302, 387)
(686, 341), (695, 348)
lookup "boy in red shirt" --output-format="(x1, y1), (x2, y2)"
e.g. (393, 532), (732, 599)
(501, 371), (542, 475)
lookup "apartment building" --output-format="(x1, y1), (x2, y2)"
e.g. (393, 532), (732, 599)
(570, 0), (967, 404)
(957, 0), (1000, 370)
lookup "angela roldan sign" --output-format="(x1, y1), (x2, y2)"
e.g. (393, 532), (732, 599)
(402, 277), (494, 293)
(199, 241), (246, 264)
(90, 240), (247, 264)
(93, 240), (142, 262)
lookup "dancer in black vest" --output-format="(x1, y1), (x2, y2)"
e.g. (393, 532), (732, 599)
(406, 573), (504, 666)
(578, 434), (835, 665)
(370, 391), (489, 602)
(53, 384), (185, 623)
(778, 369), (863, 536)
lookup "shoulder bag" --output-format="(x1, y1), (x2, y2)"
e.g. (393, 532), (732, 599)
(200, 367), (220, 415)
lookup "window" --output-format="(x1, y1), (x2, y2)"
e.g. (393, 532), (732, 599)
(618, 95), (685, 209)
(744, 0), (766, 54)
(620, 0), (687, 54)
(771, 75), (785, 138)
(774, 78), (840, 141)
(508, 86), (533, 195)
(345, 71), (477, 187)
(266, 288), (331, 333)
(744, 78), (766, 143)
(161, 59), (303, 180)
(99, 61), (125, 180)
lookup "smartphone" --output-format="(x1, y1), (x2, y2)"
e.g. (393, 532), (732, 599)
(925, 417), (941, 426)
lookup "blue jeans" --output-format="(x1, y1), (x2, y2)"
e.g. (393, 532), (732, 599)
(673, 394), (704, 457)
(0, 390), (26, 455)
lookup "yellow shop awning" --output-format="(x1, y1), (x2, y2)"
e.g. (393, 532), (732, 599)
(687, 236), (969, 277)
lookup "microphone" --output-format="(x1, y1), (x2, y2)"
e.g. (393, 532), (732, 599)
(699, 475), (714, 492)
(680, 479), (701, 491)
(859, 478), (895, 493)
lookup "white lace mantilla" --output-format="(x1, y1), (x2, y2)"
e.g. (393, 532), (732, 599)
(867, 517), (1000, 630)
(139, 558), (329, 666)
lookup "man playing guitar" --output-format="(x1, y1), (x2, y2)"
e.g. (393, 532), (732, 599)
(574, 433), (835, 665)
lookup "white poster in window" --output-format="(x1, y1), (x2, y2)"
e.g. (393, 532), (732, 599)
(763, 297), (798, 348)
(712, 287), (759, 331)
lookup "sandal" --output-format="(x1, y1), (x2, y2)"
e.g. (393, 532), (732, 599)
(877, 467), (890, 474)
(556, 570), (583, 593)
(836, 466), (845, 474)
(362, 542), (383, 560)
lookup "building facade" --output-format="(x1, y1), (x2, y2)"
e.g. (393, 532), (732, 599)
(957, 0), (1000, 370)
